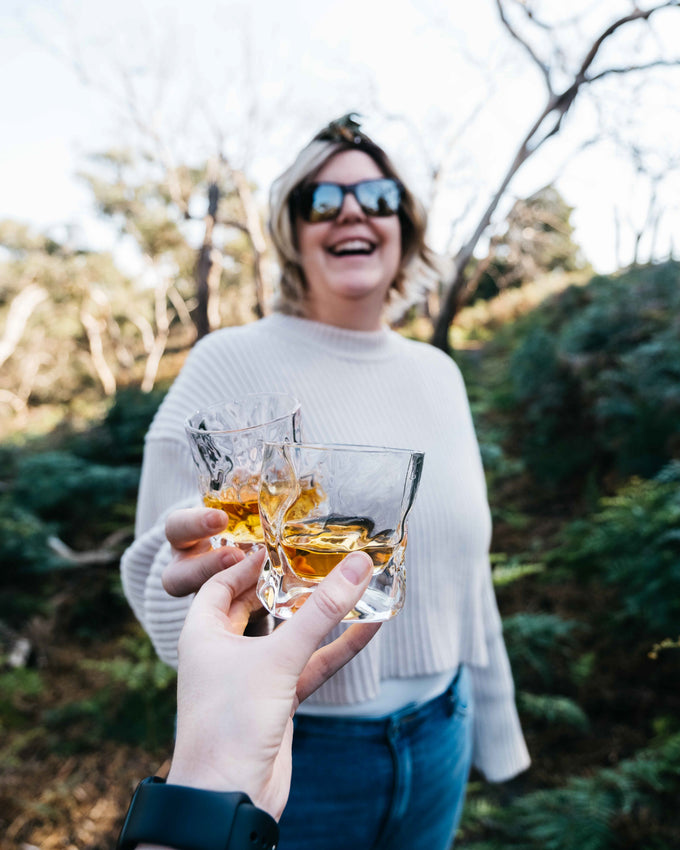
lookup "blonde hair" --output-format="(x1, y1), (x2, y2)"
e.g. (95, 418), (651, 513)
(268, 135), (439, 320)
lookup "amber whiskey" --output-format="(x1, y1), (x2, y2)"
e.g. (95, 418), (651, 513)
(280, 517), (394, 581)
(203, 476), (262, 543)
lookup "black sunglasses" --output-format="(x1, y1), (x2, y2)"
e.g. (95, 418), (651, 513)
(293, 178), (403, 223)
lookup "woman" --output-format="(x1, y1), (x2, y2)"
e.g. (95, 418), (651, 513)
(121, 115), (530, 850)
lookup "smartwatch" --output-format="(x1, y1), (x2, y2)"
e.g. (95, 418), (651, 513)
(117, 776), (279, 850)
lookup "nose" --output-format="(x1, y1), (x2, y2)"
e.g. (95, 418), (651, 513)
(336, 189), (366, 222)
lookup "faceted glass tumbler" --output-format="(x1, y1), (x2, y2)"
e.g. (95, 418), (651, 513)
(184, 394), (302, 548)
(256, 442), (424, 621)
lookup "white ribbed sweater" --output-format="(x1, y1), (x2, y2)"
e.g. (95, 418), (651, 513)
(121, 313), (530, 782)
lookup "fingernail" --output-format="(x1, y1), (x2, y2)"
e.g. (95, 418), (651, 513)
(206, 510), (226, 530)
(339, 552), (371, 585)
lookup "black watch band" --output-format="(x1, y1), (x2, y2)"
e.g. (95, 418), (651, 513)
(117, 776), (279, 850)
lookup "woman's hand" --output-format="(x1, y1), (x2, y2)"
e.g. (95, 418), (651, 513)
(166, 548), (380, 820)
(162, 507), (246, 597)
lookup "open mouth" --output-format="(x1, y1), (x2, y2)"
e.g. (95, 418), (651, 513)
(327, 239), (376, 257)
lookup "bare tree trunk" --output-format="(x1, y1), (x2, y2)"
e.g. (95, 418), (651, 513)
(431, 134), (535, 349)
(141, 272), (172, 392)
(80, 308), (117, 395)
(129, 313), (155, 353)
(168, 284), (196, 331)
(0, 388), (27, 414)
(207, 248), (223, 330)
(195, 176), (220, 339)
(0, 282), (47, 370)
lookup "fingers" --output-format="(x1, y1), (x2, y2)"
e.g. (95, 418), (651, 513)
(163, 545), (246, 597)
(296, 622), (381, 704)
(273, 552), (374, 670)
(165, 507), (227, 550)
(189, 547), (267, 632)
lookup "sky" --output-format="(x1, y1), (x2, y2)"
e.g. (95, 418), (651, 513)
(2, 0), (680, 274)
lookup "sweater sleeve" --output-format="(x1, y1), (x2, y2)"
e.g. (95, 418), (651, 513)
(468, 559), (531, 782)
(120, 434), (201, 668)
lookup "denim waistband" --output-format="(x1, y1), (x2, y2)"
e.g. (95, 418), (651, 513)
(293, 666), (464, 738)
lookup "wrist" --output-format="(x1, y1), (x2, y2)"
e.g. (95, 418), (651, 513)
(167, 753), (272, 818)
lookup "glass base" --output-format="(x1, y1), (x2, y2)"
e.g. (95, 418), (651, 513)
(256, 553), (405, 622)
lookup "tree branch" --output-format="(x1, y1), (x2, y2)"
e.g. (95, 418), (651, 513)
(587, 58), (680, 82)
(576, 2), (678, 80)
(47, 527), (134, 566)
(80, 307), (117, 396)
(496, 0), (553, 93)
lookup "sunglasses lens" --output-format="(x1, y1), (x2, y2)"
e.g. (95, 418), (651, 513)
(305, 184), (344, 222)
(356, 179), (402, 216)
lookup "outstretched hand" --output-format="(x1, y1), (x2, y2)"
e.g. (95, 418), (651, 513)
(166, 547), (380, 820)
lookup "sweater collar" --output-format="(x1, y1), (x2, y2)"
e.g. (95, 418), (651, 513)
(263, 313), (394, 360)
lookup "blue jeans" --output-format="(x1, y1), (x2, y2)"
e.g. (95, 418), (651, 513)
(277, 667), (473, 850)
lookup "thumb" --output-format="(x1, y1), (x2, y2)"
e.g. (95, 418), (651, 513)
(273, 552), (373, 666)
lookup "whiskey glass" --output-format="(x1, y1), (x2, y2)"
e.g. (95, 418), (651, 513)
(184, 394), (302, 548)
(256, 442), (424, 621)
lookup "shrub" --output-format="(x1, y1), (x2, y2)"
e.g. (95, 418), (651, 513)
(516, 692), (590, 733)
(75, 386), (166, 464)
(0, 497), (61, 577)
(13, 450), (139, 537)
(549, 463), (680, 639)
(461, 732), (680, 849)
(508, 261), (680, 485)
(503, 612), (582, 690)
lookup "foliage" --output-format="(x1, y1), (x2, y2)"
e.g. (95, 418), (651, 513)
(508, 261), (680, 484)
(14, 451), (139, 522)
(491, 556), (545, 587)
(460, 732), (680, 850)
(0, 497), (62, 577)
(9, 450), (139, 565)
(80, 149), (260, 324)
(548, 463), (680, 638)
(0, 666), (44, 704)
(74, 385), (166, 464)
(649, 636), (680, 660)
(516, 692), (589, 732)
(43, 632), (176, 752)
(0, 387), (163, 579)
(503, 613), (582, 690)
(474, 185), (589, 302)
(0, 221), (142, 413)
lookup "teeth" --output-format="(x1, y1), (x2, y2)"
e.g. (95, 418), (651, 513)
(329, 239), (374, 254)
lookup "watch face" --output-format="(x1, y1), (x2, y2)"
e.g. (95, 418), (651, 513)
(117, 777), (279, 850)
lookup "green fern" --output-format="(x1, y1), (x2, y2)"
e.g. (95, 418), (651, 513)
(503, 612), (582, 688)
(517, 692), (589, 732)
(461, 732), (680, 849)
(551, 466), (680, 637)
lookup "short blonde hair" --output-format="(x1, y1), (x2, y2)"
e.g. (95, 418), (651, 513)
(268, 132), (439, 320)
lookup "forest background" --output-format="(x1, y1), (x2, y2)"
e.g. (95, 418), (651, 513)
(1, 1), (680, 848)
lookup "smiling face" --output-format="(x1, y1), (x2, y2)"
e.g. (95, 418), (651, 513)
(295, 150), (402, 330)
